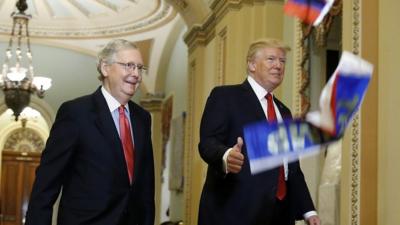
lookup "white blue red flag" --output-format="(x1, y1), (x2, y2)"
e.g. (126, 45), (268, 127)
(284, 0), (335, 26)
(244, 51), (373, 174)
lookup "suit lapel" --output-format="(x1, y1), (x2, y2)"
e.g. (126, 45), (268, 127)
(273, 96), (292, 119)
(240, 80), (266, 121)
(92, 88), (130, 183)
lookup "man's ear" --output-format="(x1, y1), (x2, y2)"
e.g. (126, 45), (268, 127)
(100, 62), (109, 77)
(248, 61), (256, 72)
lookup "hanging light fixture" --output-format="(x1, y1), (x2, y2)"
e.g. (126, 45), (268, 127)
(0, 0), (52, 121)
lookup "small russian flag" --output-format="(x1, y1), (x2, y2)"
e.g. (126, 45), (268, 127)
(284, 0), (335, 26)
(307, 51), (373, 136)
(244, 51), (373, 174)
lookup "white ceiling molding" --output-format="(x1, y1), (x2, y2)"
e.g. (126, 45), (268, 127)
(0, 0), (177, 39)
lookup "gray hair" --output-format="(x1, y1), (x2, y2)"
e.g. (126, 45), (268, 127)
(96, 39), (139, 80)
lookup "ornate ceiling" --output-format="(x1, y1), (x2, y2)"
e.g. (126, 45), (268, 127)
(0, 0), (194, 124)
(0, 0), (175, 38)
(0, 0), (185, 95)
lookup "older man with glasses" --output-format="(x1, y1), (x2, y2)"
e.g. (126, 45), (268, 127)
(26, 39), (155, 225)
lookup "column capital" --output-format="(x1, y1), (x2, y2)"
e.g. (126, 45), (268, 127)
(140, 95), (164, 112)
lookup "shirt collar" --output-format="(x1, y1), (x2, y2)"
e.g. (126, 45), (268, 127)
(101, 86), (128, 113)
(247, 75), (273, 100)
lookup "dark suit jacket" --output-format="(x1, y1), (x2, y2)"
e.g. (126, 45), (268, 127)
(25, 87), (155, 225)
(198, 80), (315, 225)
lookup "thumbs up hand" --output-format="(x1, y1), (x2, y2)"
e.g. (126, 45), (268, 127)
(227, 137), (244, 174)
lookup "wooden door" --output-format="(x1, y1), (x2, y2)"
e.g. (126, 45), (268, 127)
(0, 151), (41, 225)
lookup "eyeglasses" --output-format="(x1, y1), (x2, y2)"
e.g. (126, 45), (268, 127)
(112, 62), (146, 74)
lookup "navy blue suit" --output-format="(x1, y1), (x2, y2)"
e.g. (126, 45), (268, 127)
(26, 87), (155, 225)
(198, 80), (315, 225)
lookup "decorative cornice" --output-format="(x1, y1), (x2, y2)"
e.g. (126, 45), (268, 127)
(211, 0), (273, 26)
(168, 0), (189, 11)
(184, 13), (216, 53)
(184, 25), (206, 52)
(140, 96), (163, 112)
(210, 0), (242, 23)
(184, 0), (273, 52)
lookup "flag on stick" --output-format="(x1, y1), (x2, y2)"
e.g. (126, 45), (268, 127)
(306, 51), (373, 136)
(244, 51), (373, 174)
(284, 0), (335, 26)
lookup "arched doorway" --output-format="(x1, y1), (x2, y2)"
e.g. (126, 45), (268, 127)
(0, 127), (44, 225)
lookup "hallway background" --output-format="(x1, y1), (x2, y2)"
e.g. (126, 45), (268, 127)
(0, 1), (399, 225)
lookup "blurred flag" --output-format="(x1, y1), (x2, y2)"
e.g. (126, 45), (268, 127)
(244, 119), (338, 174)
(306, 51), (373, 136)
(244, 51), (373, 174)
(284, 0), (335, 26)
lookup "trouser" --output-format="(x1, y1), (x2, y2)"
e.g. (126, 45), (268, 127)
(270, 197), (294, 225)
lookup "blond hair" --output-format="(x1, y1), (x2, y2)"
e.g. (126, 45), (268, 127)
(246, 38), (291, 62)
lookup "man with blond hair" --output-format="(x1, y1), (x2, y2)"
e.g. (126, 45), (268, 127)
(198, 38), (320, 225)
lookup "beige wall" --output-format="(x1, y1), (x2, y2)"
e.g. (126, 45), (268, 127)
(378, 0), (400, 224)
(341, 0), (400, 225)
(342, 0), (380, 223)
(360, 0), (379, 223)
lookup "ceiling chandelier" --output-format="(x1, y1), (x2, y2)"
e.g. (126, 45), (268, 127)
(0, 0), (51, 121)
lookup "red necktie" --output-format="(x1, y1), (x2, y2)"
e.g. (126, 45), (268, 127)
(119, 105), (135, 183)
(266, 93), (286, 200)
